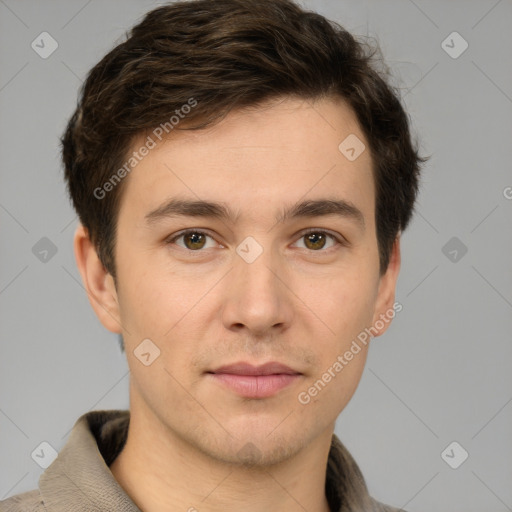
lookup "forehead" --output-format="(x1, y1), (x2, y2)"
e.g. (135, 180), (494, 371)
(117, 96), (375, 225)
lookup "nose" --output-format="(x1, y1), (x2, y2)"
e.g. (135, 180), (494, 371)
(221, 242), (294, 337)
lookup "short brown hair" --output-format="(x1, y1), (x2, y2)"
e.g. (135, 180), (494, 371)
(61, 0), (425, 279)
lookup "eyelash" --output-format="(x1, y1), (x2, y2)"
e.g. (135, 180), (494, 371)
(166, 228), (346, 253)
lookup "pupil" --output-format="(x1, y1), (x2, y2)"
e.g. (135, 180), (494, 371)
(186, 233), (205, 249)
(306, 233), (325, 249)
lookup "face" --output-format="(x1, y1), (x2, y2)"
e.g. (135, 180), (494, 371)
(77, 96), (400, 466)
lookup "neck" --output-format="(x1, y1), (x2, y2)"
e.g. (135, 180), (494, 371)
(110, 405), (334, 512)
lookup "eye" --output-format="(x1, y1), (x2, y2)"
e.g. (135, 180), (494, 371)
(292, 229), (342, 251)
(167, 230), (218, 251)
(166, 228), (345, 253)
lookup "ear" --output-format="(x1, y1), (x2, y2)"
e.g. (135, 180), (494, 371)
(73, 224), (122, 334)
(370, 235), (401, 337)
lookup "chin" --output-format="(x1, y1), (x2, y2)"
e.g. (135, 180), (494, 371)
(199, 420), (310, 468)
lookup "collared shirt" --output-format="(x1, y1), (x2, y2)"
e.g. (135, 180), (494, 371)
(0, 410), (406, 512)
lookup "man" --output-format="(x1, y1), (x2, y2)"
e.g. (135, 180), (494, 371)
(1, 0), (424, 510)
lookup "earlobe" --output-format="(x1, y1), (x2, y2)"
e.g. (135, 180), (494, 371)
(370, 236), (401, 338)
(73, 224), (123, 334)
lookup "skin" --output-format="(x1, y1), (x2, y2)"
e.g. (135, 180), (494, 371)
(74, 96), (401, 512)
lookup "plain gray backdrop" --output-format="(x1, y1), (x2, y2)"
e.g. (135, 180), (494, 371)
(1, 1), (511, 511)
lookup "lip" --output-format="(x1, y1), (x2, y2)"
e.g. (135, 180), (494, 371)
(210, 361), (300, 376)
(207, 361), (302, 399)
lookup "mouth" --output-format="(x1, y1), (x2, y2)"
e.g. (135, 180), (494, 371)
(206, 361), (302, 399)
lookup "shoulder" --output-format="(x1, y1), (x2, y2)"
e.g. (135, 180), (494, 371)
(0, 489), (45, 511)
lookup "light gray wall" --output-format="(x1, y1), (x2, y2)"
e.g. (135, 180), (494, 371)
(1, 1), (511, 511)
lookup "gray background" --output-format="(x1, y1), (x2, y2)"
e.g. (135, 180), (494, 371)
(1, 1), (511, 510)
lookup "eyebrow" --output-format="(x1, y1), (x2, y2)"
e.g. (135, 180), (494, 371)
(144, 197), (365, 230)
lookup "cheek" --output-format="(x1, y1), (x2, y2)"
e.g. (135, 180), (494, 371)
(115, 250), (198, 337)
(299, 290), (373, 414)
(299, 273), (376, 404)
(114, 256), (221, 386)
(313, 272), (378, 346)
(296, 339), (369, 422)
